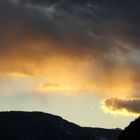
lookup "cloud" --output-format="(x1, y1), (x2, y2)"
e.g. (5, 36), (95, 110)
(40, 83), (63, 91)
(40, 82), (97, 93)
(102, 98), (140, 116)
(0, 0), (140, 97)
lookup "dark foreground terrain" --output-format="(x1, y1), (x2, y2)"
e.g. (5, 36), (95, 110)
(0, 111), (121, 140)
(119, 117), (140, 140)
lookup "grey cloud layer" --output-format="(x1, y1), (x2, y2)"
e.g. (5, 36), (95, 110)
(1, 0), (140, 46)
(0, 0), (140, 81)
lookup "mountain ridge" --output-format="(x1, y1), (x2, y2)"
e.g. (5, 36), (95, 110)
(0, 111), (121, 140)
(118, 117), (140, 140)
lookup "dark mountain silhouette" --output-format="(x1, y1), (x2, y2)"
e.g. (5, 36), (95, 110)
(118, 117), (140, 140)
(0, 111), (121, 140)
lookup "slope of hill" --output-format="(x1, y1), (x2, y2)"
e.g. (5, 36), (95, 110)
(85, 127), (121, 140)
(0, 111), (121, 140)
(118, 117), (140, 140)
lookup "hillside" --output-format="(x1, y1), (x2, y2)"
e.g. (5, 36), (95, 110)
(0, 111), (121, 140)
(118, 117), (140, 140)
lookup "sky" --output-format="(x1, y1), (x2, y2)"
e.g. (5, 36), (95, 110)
(0, 0), (140, 128)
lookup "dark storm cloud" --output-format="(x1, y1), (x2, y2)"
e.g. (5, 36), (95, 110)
(103, 98), (140, 115)
(0, 0), (140, 80)
(1, 0), (140, 44)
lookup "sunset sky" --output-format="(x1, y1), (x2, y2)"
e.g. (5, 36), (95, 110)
(0, 0), (140, 128)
